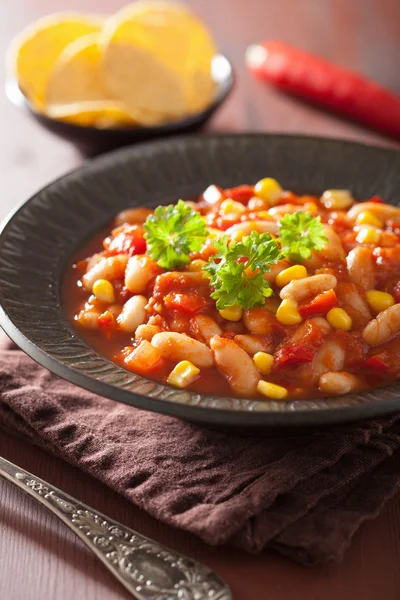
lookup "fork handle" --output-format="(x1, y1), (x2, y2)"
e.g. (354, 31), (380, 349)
(0, 456), (231, 600)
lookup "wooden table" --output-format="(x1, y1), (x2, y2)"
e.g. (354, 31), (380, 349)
(1, 1), (400, 599)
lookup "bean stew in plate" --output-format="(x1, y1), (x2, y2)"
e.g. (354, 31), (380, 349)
(64, 179), (400, 401)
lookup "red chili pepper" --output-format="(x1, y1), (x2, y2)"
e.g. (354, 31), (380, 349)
(223, 185), (254, 204)
(246, 41), (400, 140)
(299, 289), (338, 318)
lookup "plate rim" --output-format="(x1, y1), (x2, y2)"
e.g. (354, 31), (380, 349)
(1, 132), (400, 427)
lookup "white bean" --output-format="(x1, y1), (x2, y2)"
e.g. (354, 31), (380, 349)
(336, 283), (371, 319)
(135, 324), (162, 342)
(319, 371), (360, 395)
(346, 247), (375, 291)
(210, 336), (260, 396)
(76, 309), (100, 329)
(190, 315), (222, 345)
(320, 226), (346, 261)
(117, 295), (148, 332)
(82, 255), (128, 292)
(151, 332), (213, 368)
(347, 201), (400, 222)
(114, 207), (153, 226)
(263, 259), (291, 284)
(125, 255), (157, 294)
(310, 317), (332, 334)
(243, 307), (277, 335)
(312, 340), (346, 381)
(362, 304), (400, 346)
(234, 334), (274, 356)
(225, 220), (278, 237)
(280, 274), (337, 301)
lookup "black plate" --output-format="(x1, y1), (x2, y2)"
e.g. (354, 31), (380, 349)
(5, 55), (234, 155)
(1, 134), (400, 429)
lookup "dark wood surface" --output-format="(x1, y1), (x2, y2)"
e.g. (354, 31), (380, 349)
(1, 1), (400, 599)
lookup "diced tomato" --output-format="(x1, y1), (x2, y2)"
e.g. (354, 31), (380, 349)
(223, 185), (254, 204)
(364, 355), (390, 373)
(274, 344), (316, 368)
(98, 310), (115, 328)
(274, 320), (324, 370)
(164, 292), (209, 315)
(105, 225), (146, 256)
(299, 289), (338, 318)
(368, 195), (384, 203)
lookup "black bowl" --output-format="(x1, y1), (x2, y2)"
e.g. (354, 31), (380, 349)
(0, 134), (400, 430)
(6, 54), (234, 155)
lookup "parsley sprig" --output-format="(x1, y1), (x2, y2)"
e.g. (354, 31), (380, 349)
(278, 212), (327, 262)
(144, 200), (208, 269)
(144, 199), (328, 309)
(203, 231), (281, 309)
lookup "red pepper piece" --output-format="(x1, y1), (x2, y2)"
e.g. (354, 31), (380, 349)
(368, 196), (384, 204)
(246, 40), (400, 140)
(299, 289), (338, 318)
(364, 355), (390, 373)
(223, 185), (254, 204)
(105, 225), (146, 256)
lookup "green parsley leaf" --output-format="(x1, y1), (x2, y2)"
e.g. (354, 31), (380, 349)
(144, 200), (208, 269)
(204, 231), (281, 309)
(278, 212), (328, 262)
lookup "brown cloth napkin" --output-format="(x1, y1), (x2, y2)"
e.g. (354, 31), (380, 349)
(1, 333), (400, 565)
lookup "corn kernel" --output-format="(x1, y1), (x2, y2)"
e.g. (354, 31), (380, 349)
(208, 228), (224, 239)
(356, 211), (384, 228)
(304, 201), (318, 213)
(365, 290), (395, 313)
(257, 380), (288, 400)
(189, 259), (206, 272)
(220, 199), (246, 216)
(326, 307), (352, 330)
(254, 178), (283, 206)
(230, 230), (245, 242)
(355, 227), (381, 245)
(320, 189), (354, 210)
(276, 298), (302, 325)
(253, 352), (274, 375)
(275, 265), (308, 288)
(219, 304), (243, 322)
(167, 360), (200, 388)
(256, 210), (275, 220)
(92, 279), (115, 304)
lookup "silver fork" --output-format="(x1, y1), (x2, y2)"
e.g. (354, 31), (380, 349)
(0, 456), (232, 600)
